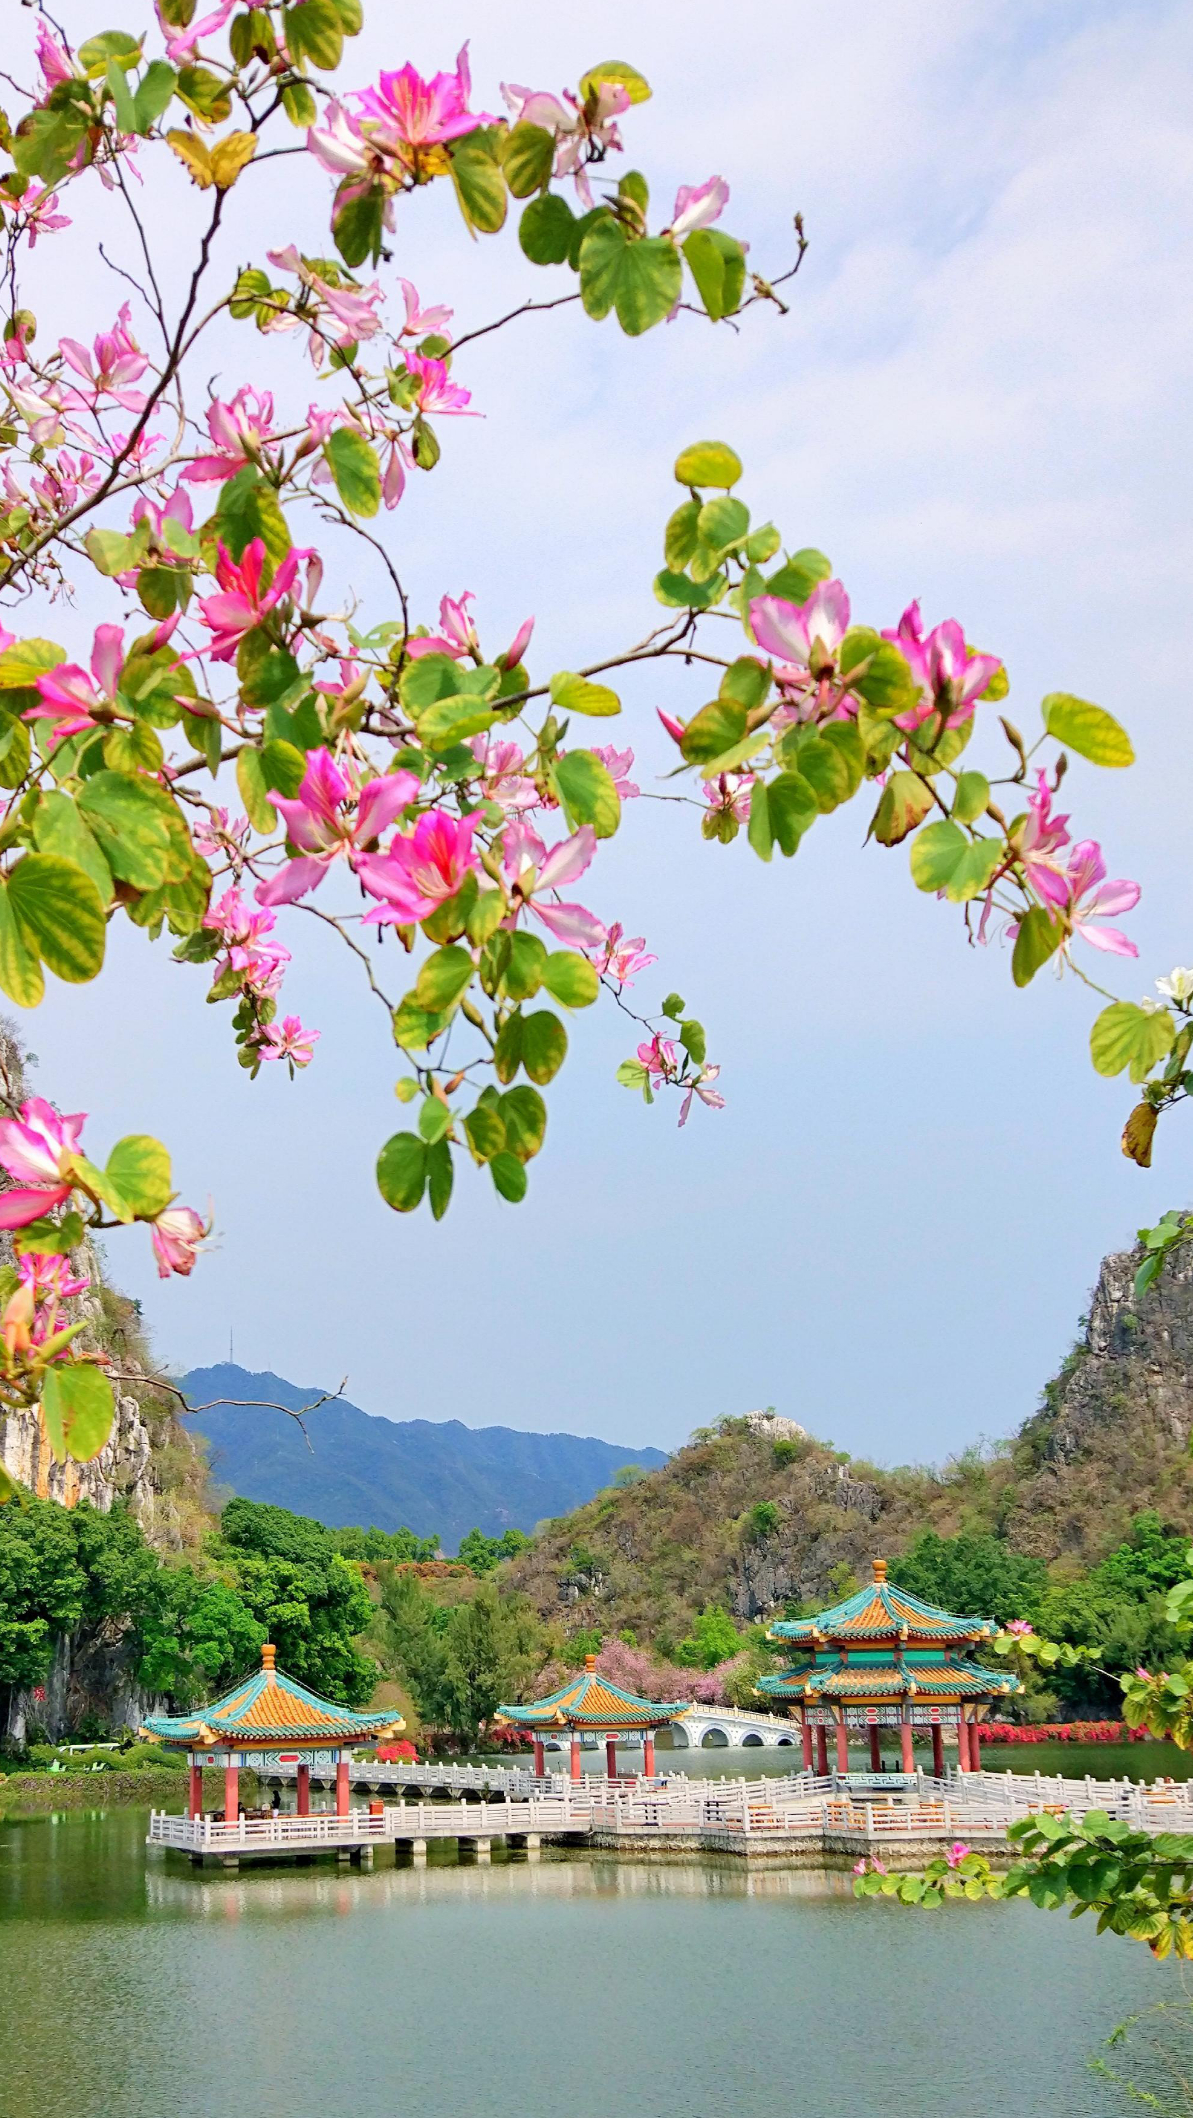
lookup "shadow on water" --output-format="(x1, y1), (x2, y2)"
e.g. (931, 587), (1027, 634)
(0, 1805), (1179, 2118)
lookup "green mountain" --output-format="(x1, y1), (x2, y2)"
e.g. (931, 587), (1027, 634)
(179, 1364), (667, 1553)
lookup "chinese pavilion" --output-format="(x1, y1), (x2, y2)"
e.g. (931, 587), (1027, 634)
(141, 1642), (405, 1821)
(757, 1559), (1021, 1776)
(494, 1656), (685, 1779)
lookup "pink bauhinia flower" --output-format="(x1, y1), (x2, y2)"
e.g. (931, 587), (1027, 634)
(255, 750), (419, 905)
(469, 734), (539, 814)
(16, 186), (71, 246)
(404, 352), (478, 418)
(150, 1203), (212, 1278)
(1061, 840), (1140, 957)
(666, 176), (729, 240)
(192, 806), (250, 860)
(1004, 1619), (1036, 1636)
(750, 580), (851, 695)
(397, 279), (453, 340)
(5, 379), (65, 446)
(28, 618), (177, 742)
(306, 100), (376, 179)
(195, 538), (305, 661)
(592, 744), (639, 799)
(258, 1015), (320, 1067)
(58, 303), (149, 414)
(501, 615), (535, 670)
(679, 1064), (725, 1126)
(2, 1251), (90, 1360)
(1016, 769), (1071, 905)
(406, 591), (478, 661)
(703, 771), (753, 824)
(183, 387), (278, 484)
(637, 1034), (677, 1087)
(202, 887), (290, 994)
(156, 0), (237, 63)
(944, 1841), (973, 1869)
(882, 602), (1003, 733)
(0, 1098), (85, 1227)
(501, 78), (630, 209)
(359, 809), (485, 925)
(589, 922), (656, 988)
(500, 821), (605, 947)
(265, 246), (385, 363)
(35, 22), (75, 93)
(352, 45), (493, 165)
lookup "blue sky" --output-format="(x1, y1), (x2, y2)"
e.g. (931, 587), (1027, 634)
(13, 0), (1193, 1458)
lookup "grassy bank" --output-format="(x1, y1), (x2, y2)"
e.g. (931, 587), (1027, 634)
(0, 1765), (268, 1816)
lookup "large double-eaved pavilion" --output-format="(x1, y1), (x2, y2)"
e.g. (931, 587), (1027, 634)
(758, 1558), (1021, 1774)
(142, 1643), (405, 1820)
(494, 1656), (684, 1778)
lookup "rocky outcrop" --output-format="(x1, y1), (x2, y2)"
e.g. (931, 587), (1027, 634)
(4, 1623), (163, 1748)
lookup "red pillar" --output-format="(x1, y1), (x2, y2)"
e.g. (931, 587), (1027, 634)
(223, 1761), (239, 1821)
(957, 1715), (972, 1771)
(643, 1732), (655, 1778)
(835, 1717), (850, 1773)
(931, 1724), (944, 1778)
(801, 1714), (814, 1771)
(532, 1737), (545, 1777)
(336, 1757), (350, 1817)
(296, 1763), (310, 1815)
(605, 1737), (618, 1780)
(971, 1714), (983, 1767)
(570, 1732), (582, 1781)
(900, 1718), (915, 1774)
(188, 1759), (203, 1819)
(815, 1723), (829, 1776)
(868, 1725), (882, 1773)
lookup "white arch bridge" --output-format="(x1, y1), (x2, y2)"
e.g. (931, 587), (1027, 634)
(663, 1707), (797, 1750)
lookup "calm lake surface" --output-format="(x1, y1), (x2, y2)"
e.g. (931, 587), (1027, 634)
(0, 1800), (1179, 2118)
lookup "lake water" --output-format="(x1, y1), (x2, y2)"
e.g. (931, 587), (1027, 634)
(0, 1801), (1179, 2118)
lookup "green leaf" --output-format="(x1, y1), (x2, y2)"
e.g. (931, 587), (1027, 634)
(542, 951), (599, 1008)
(417, 696), (497, 751)
(282, 79), (318, 127)
(578, 216), (627, 320)
(85, 528), (137, 577)
(8, 854), (105, 984)
(464, 1105), (506, 1161)
(1012, 905), (1064, 987)
(909, 820), (966, 892)
(333, 181), (386, 268)
(768, 773), (818, 856)
(324, 428), (381, 517)
(105, 57), (138, 135)
(282, 0), (344, 70)
(426, 1137), (453, 1220)
(698, 495), (749, 553)
(0, 881), (44, 1007)
(664, 501), (701, 570)
(489, 1150), (527, 1203)
(31, 793), (112, 908)
(681, 700), (747, 765)
(521, 1010), (567, 1084)
(261, 738), (307, 802)
(213, 466), (291, 569)
(783, 728), (863, 813)
(40, 1367), (115, 1466)
(943, 836), (1004, 904)
(493, 1012), (522, 1085)
(674, 441), (742, 489)
(133, 58), (177, 130)
(12, 102), (92, 189)
(418, 1096), (451, 1144)
(953, 771), (990, 824)
(579, 60), (651, 104)
(549, 672), (621, 718)
(839, 630), (918, 717)
(683, 229), (747, 320)
(552, 750), (621, 839)
(503, 121), (554, 196)
(105, 1135), (172, 1218)
(235, 748), (277, 835)
(0, 637), (67, 694)
(613, 236), (682, 336)
(653, 570), (719, 610)
(376, 1132), (427, 1213)
(415, 944), (474, 1012)
(1090, 1001), (1176, 1082)
(498, 1085), (547, 1161)
(869, 772), (935, 847)
(519, 194), (575, 265)
(449, 135), (507, 234)
(503, 930), (547, 1001)
(1042, 692), (1134, 768)
(392, 999), (451, 1052)
(720, 658), (772, 713)
(680, 1018), (706, 1065)
(747, 777), (772, 861)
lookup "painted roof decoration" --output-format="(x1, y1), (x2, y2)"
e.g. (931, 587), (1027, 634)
(767, 1558), (999, 1645)
(140, 1643), (405, 1748)
(758, 1558), (1022, 1708)
(494, 1655), (686, 1731)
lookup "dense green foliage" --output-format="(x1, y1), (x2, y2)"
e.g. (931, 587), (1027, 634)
(216, 1499), (377, 1705)
(326, 1523), (440, 1565)
(456, 1526), (532, 1574)
(888, 1531), (1048, 1621)
(377, 1567), (542, 1740)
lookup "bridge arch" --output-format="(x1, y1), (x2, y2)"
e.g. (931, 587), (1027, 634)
(741, 1732), (763, 1747)
(700, 1727), (730, 1748)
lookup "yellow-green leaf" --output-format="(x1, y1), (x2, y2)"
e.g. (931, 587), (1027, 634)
(549, 672), (621, 718)
(1042, 692), (1134, 768)
(1090, 1001), (1174, 1082)
(8, 854), (106, 984)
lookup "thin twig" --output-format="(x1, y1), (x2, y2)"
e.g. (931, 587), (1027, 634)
(120, 1370), (351, 1454)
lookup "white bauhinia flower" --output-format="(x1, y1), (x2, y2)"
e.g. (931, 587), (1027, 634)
(1156, 967), (1193, 1006)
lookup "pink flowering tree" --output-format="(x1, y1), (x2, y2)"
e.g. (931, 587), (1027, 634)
(0, 7), (1165, 1484)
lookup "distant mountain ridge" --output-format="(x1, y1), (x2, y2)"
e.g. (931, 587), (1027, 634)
(179, 1363), (667, 1552)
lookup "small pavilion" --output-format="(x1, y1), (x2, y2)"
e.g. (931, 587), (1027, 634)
(493, 1655), (685, 1779)
(757, 1559), (1021, 1776)
(141, 1643), (405, 1822)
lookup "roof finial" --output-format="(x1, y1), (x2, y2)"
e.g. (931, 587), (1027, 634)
(872, 1557), (888, 1583)
(261, 1642), (276, 1676)
(584, 1653), (597, 1672)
